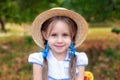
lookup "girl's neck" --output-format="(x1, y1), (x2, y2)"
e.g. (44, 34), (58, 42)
(51, 50), (67, 61)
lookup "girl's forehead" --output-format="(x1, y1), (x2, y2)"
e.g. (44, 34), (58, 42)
(48, 20), (70, 33)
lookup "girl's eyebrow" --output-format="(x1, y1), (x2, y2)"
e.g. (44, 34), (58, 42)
(50, 32), (57, 34)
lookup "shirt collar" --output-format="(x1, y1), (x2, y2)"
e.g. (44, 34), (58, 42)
(48, 49), (71, 61)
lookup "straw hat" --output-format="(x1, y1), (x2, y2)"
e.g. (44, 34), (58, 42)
(31, 8), (88, 49)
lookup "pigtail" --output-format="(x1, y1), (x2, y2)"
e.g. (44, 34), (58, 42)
(69, 55), (77, 80)
(42, 58), (48, 80)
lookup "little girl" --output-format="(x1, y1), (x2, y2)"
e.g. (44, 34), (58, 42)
(28, 8), (88, 80)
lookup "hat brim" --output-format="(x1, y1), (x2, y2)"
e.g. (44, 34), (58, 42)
(31, 8), (88, 49)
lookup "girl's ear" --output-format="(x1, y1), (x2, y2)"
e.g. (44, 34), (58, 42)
(42, 31), (48, 40)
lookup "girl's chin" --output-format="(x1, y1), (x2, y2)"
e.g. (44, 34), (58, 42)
(51, 49), (67, 54)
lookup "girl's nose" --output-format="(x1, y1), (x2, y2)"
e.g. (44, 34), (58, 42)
(57, 36), (63, 42)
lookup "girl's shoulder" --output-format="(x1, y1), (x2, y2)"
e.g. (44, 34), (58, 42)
(28, 52), (43, 60)
(75, 51), (88, 66)
(28, 52), (44, 66)
(75, 51), (88, 58)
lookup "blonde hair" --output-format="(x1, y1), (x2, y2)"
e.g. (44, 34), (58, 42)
(41, 16), (77, 80)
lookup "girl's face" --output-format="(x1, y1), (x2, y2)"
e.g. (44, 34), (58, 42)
(44, 20), (71, 54)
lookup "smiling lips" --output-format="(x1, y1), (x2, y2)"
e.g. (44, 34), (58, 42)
(55, 45), (64, 48)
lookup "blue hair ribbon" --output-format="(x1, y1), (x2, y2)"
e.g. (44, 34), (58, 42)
(70, 42), (75, 56)
(41, 42), (49, 59)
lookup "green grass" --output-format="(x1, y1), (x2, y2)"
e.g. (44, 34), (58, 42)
(0, 23), (30, 37)
(89, 27), (111, 34)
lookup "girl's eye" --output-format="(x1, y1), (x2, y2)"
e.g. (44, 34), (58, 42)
(63, 34), (69, 37)
(51, 34), (57, 37)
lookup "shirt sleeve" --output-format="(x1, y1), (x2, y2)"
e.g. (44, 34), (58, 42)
(76, 52), (88, 66)
(28, 52), (43, 66)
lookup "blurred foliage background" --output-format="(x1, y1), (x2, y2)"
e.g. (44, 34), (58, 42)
(0, 0), (120, 23)
(0, 0), (120, 80)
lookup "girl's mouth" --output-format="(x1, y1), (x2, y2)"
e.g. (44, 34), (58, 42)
(55, 45), (64, 48)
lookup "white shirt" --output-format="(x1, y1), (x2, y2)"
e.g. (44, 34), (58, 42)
(28, 50), (88, 80)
